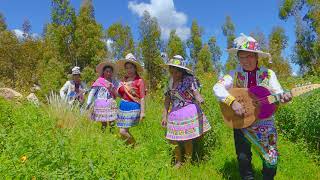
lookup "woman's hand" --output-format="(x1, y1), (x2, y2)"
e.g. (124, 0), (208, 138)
(161, 118), (167, 128)
(140, 111), (145, 121)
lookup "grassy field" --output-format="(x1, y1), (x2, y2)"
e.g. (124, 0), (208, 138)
(0, 74), (320, 179)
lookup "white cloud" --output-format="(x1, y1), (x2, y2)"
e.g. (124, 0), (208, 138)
(12, 29), (40, 39)
(13, 29), (24, 39)
(105, 39), (113, 52)
(128, 0), (190, 40)
(292, 71), (298, 76)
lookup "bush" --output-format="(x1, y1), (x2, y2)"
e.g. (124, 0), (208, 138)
(276, 89), (320, 157)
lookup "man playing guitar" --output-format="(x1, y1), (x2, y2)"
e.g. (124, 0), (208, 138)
(213, 34), (292, 180)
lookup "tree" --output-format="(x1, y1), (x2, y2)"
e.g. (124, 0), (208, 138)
(73, 0), (106, 68)
(22, 19), (32, 38)
(38, 0), (77, 96)
(196, 44), (212, 75)
(51, 0), (76, 26)
(279, 0), (320, 75)
(106, 23), (135, 60)
(46, 0), (76, 66)
(208, 36), (222, 75)
(292, 15), (318, 74)
(167, 30), (186, 59)
(0, 14), (43, 91)
(222, 16), (237, 72)
(0, 31), (22, 88)
(139, 11), (163, 90)
(268, 26), (292, 77)
(187, 20), (202, 66)
(81, 0), (94, 19)
(0, 12), (7, 32)
(222, 16), (236, 49)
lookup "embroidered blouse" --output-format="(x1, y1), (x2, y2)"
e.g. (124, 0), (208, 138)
(165, 75), (199, 111)
(86, 77), (118, 106)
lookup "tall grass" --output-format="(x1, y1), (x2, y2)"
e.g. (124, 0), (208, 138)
(46, 92), (82, 129)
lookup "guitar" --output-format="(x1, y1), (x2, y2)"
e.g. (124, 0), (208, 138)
(219, 83), (320, 129)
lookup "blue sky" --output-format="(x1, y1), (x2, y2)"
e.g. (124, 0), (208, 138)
(0, 0), (298, 73)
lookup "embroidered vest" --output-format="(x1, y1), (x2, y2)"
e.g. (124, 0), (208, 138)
(233, 67), (271, 88)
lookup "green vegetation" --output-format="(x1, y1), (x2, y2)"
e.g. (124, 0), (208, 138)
(0, 74), (319, 179)
(0, 0), (320, 178)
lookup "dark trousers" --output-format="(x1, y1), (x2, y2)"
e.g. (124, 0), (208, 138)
(234, 129), (277, 180)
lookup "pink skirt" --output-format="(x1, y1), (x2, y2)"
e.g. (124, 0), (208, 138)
(166, 104), (211, 141)
(91, 99), (117, 122)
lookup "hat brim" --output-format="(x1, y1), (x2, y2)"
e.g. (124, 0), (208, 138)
(96, 61), (118, 76)
(116, 59), (144, 73)
(165, 64), (194, 75)
(227, 48), (271, 58)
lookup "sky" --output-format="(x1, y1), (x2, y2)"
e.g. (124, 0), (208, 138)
(0, 0), (298, 74)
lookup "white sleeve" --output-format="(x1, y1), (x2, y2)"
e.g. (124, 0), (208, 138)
(60, 81), (69, 99)
(268, 70), (284, 94)
(82, 82), (88, 93)
(213, 71), (235, 105)
(86, 87), (97, 106)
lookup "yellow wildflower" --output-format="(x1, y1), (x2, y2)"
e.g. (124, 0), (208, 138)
(20, 155), (27, 163)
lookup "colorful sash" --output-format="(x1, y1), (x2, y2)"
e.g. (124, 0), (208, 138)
(120, 82), (141, 104)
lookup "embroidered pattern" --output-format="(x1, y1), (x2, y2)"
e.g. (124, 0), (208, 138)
(242, 119), (278, 167)
(234, 67), (278, 167)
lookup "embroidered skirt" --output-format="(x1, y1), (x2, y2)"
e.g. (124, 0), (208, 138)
(166, 104), (211, 141)
(117, 100), (141, 128)
(242, 118), (278, 167)
(91, 99), (118, 122)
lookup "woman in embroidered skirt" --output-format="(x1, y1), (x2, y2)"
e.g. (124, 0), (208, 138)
(116, 53), (146, 145)
(162, 55), (211, 168)
(85, 61), (118, 132)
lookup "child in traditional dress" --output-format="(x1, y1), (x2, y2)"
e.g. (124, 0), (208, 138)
(116, 53), (146, 145)
(162, 55), (211, 168)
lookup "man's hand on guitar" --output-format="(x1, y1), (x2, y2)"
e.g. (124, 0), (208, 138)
(280, 93), (292, 103)
(231, 101), (245, 116)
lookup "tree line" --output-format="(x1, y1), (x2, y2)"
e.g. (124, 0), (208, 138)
(0, 0), (319, 98)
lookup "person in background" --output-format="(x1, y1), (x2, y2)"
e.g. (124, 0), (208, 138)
(162, 55), (211, 168)
(213, 33), (292, 180)
(85, 61), (118, 132)
(116, 53), (146, 145)
(60, 66), (87, 105)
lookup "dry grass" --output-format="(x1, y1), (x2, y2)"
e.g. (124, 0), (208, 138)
(46, 92), (82, 129)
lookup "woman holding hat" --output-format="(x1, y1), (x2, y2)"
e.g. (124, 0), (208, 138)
(162, 55), (211, 168)
(85, 61), (119, 132)
(60, 66), (87, 105)
(116, 53), (146, 145)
